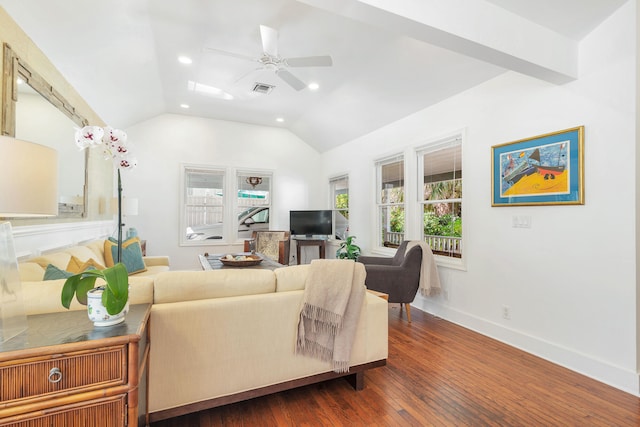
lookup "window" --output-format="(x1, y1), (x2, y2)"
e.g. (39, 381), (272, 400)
(236, 172), (272, 239)
(375, 155), (405, 248)
(329, 175), (349, 239)
(417, 136), (462, 258)
(181, 166), (274, 244)
(181, 166), (225, 244)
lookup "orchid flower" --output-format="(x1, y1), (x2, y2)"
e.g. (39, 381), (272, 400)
(74, 126), (137, 170)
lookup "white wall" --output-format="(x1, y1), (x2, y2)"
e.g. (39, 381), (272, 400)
(321, 1), (638, 394)
(123, 114), (322, 270)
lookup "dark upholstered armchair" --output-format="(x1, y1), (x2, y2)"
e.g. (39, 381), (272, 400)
(243, 230), (291, 265)
(358, 241), (423, 323)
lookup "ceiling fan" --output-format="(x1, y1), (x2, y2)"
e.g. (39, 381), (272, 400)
(205, 25), (333, 91)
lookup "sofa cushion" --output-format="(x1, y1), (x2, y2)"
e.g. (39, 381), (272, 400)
(64, 246), (102, 265)
(43, 264), (74, 281)
(29, 252), (73, 270)
(82, 240), (107, 266)
(22, 275), (155, 316)
(66, 256), (105, 274)
(19, 262), (46, 282)
(153, 270), (276, 304)
(104, 237), (147, 274)
(274, 264), (309, 292)
(134, 265), (169, 277)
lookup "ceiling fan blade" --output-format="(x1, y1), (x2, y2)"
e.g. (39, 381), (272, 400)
(276, 69), (306, 91)
(259, 25), (278, 57)
(203, 47), (256, 62)
(234, 67), (261, 84)
(285, 56), (333, 67)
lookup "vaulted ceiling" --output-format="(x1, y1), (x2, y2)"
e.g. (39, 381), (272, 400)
(0, 0), (627, 152)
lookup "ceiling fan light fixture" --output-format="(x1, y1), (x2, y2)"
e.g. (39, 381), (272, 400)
(204, 25), (333, 92)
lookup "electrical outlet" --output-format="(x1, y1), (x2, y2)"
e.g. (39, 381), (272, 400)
(502, 305), (511, 320)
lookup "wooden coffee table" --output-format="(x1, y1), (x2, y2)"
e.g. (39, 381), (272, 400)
(199, 252), (284, 271)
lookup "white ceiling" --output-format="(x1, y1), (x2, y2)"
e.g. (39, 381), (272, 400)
(0, 0), (627, 153)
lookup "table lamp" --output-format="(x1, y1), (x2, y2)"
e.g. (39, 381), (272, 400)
(0, 136), (58, 342)
(111, 196), (138, 239)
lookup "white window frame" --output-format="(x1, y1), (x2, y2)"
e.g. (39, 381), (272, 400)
(235, 169), (273, 242)
(180, 164), (228, 246)
(329, 174), (349, 239)
(416, 133), (465, 268)
(375, 154), (405, 251)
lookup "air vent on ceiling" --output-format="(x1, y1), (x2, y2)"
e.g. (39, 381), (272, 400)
(252, 82), (275, 94)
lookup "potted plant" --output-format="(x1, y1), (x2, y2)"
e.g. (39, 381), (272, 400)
(336, 235), (361, 260)
(61, 263), (129, 326)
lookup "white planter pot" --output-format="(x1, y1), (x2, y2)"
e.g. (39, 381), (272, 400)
(87, 287), (129, 327)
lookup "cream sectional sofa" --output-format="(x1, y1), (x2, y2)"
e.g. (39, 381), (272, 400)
(18, 245), (388, 423)
(148, 264), (388, 422)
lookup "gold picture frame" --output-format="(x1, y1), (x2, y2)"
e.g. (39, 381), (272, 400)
(491, 126), (584, 206)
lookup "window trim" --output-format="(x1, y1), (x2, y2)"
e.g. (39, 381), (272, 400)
(415, 132), (465, 268)
(329, 174), (349, 239)
(374, 153), (405, 251)
(180, 163), (227, 246)
(234, 169), (273, 243)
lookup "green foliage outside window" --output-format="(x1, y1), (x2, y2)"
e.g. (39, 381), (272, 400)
(390, 207), (404, 232)
(335, 194), (349, 219)
(424, 212), (461, 237)
(386, 187), (405, 232)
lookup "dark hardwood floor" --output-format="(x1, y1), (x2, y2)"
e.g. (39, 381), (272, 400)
(151, 305), (640, 426)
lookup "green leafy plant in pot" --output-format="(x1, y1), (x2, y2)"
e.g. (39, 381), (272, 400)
(61, 263), (129, 326)
(336, 236), (361, 260)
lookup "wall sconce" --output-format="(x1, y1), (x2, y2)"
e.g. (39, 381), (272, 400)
(246, 177), (262, 188)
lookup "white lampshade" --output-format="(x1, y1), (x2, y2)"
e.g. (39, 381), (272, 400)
(122, 197), (139, 216)
(0, 136), (58, 217)
(111, 197), (139, 216)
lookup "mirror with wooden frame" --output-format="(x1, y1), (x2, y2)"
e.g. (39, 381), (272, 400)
(2, 43), (90, 218)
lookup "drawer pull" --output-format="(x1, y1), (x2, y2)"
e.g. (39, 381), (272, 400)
(48, 367), (62, 383)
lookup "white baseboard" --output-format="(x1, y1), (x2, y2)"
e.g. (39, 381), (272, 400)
(413, 297), (640, 397)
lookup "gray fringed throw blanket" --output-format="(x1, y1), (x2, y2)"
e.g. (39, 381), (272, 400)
(296, 259), (365, 373)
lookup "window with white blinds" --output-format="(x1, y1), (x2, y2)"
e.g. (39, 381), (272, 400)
(181, 166), (225, 244)
(416, 136), (463, 258)
(329, 174), (349, 239)
(375, 155), (405, 248)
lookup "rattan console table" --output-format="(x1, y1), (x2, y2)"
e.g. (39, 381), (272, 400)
(0, 304), (151, 427)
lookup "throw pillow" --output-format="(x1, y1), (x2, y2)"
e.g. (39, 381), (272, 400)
(43, 264), (74, 281)
(104, 237), (147, 274)
(66, 256), (105, 274)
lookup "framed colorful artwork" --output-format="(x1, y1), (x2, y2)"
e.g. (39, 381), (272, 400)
(491, 126), (584, 206)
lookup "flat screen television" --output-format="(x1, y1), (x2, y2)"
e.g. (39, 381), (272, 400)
(290, 210), (332, 237)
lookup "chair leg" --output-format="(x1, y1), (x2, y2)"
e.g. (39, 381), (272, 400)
(405, 303), (412, 323)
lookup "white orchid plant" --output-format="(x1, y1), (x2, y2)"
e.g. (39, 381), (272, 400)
(61, 126), (138, 316)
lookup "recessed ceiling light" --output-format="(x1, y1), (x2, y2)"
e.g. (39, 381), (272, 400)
(276, 117), (284, 123)
(16, 77), (24, 85)
(178, 56), (193, 65)
(180, 104), (190, 109)
(308, 82), (319, 91)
